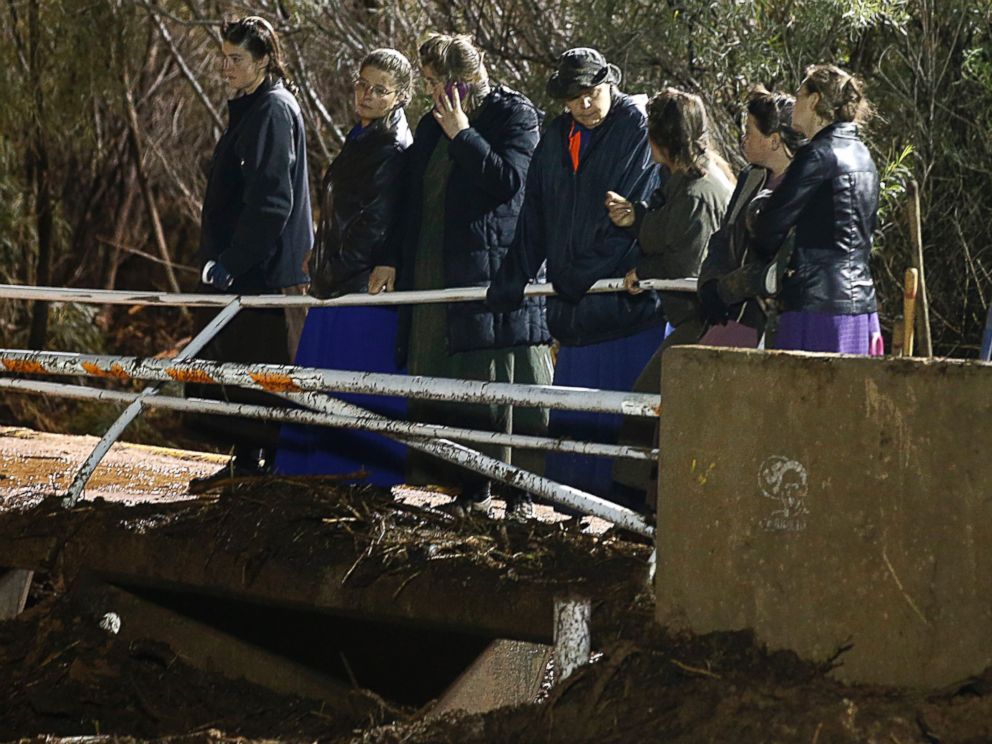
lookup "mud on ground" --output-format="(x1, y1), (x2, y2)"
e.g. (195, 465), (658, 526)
(1, 458), (991, 742)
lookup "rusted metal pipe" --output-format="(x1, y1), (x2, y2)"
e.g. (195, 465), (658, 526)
(0, 350), (661, 418)
(0, 377), (655, 462)
(0, 378), (655, 536)
(62, 298), (243, 507)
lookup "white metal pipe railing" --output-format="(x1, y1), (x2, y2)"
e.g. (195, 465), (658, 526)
(279, 388), (654, 536)
(0, 377), (655, 537)
(62, 298), (242, 507)
(0, 377), (654, 461)
(0, 277), (697, 308)
(0, 350), (662, 418)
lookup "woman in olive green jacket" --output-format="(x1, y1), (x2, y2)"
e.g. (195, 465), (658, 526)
(605, 87), (734, 509)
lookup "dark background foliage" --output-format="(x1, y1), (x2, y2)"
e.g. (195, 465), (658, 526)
(1, 0), (990, 364)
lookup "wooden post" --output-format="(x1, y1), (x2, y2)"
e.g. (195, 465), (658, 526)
(0, 569), (33, 620)
(903, 268), (919, 357)
(891, 321), (905, 357)
(907, 181), (933, 356)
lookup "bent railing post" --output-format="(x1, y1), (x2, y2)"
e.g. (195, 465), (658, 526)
(281, 389), (654, 537)
(61, 298), (242, 507)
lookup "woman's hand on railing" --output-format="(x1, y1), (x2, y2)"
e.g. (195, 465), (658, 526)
(368, 266), (396, 294)
(623, 268), (643, 295)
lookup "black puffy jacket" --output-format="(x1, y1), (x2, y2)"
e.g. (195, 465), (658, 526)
(395, 85), (550, 356)
(200, 78), (312, 292)
(489, 93), (663, 346)
(309, 109), (412, 298)
(751, 122), (879, 315)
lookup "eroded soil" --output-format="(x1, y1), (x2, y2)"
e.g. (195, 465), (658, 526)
(1, 428), (992, 743)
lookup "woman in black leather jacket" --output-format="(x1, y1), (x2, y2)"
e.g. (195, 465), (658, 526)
(697, 86), (806, 346)
(750, 64), (883, 355)
(274, 49), (414, 483)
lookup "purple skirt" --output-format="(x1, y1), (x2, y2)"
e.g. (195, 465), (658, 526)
(773, 311), (884, 356)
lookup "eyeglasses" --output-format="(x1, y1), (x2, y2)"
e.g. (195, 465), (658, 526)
(353, 78), (396, 98)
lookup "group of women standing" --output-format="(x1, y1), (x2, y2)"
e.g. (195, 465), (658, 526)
(190, 15), (884, 516)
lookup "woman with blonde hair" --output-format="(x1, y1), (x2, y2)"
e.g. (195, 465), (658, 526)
(391, 33), (551, 517)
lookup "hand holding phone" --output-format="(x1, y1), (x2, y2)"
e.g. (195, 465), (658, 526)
(443, 81), (470, 102)
(433, 80), (471, 139)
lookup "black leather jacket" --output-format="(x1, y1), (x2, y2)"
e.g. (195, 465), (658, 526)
(751, 122), (879, 315)
(309, 108), (412, 299)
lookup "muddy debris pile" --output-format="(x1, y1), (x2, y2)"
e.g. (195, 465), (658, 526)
(1, 481), (991, 742)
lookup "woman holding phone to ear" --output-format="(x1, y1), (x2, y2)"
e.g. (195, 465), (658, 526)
(390, 33), (552, 518)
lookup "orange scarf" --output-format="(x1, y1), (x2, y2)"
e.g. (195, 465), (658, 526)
(568, 122), (582, 173)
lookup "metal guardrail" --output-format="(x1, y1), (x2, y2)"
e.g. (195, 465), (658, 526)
(0, 350), (661, 418)
(0, 277), (697, 307)
(0, 278), (692, 537)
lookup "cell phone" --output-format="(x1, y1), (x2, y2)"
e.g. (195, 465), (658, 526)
(443, 81), (470, 101)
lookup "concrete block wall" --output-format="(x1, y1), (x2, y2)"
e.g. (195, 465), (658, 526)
(655, 346), (992, 688)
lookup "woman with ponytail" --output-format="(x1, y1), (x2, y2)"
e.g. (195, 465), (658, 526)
(604, 87), (734, 509)
(188, 15), (313, 492)
(274, 49), (414, 484)
(750, 64), (883, 355)
(393, 33), (551, 517)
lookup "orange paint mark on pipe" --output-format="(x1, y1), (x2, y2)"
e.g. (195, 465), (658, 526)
(81, 361), (132, 382)
(2, 359), (47, 375)
(165, 368), (215, 384)
(249, 372), (300, 393)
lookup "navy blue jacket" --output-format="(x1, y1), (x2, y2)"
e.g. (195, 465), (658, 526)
(488, 92), (663, 346)
(751, 122), (879, 315)
(396, 85), (550, 356)
(200, 78), (312, 292)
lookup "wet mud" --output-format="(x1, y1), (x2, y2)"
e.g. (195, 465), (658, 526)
(1, 428), (991, 743)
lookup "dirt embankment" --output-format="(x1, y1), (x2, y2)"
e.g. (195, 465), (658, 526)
(0, 430), (991, 743)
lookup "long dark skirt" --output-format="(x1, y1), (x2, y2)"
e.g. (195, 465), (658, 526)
(274, 306), (407, 486)
(183, 306), (293, 453)
(546, 323), (667, 498)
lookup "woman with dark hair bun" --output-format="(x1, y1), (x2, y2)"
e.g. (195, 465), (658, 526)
(749, 64), (883, 355)
(187, 15), (313, 493)
(697, 85), (806, 346)
(274, 48), (414, 484)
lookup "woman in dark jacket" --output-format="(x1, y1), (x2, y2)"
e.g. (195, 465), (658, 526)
(274, 49), (414, 484)
(750, 64), (883, 355)
(188, 16), (312, 492)
(391, 33), (552, 516)
(489, 47), (662, 501)
(697, 86), (806, 347)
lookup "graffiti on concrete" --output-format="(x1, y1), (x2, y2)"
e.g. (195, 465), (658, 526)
(757, 455), (810, 532)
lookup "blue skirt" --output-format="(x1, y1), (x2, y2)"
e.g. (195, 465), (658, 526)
(274, 306), (407, 485)
(546, 324), (667, 497)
